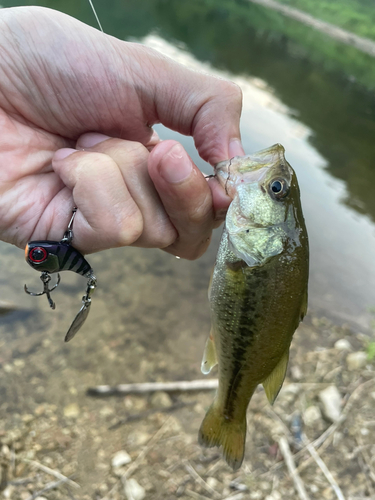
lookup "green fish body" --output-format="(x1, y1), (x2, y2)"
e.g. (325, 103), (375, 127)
(199, 144), (309, 470)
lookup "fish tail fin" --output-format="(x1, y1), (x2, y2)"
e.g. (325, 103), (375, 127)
(198, 402), (246, 471)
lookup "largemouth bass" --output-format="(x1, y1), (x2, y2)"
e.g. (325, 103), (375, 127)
(199, 144), (309, 470)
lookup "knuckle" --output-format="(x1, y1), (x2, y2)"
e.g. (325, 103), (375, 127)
(186, 194), (213, 226)
(116, 208), (144, 247)
(157, 227), (178, 249)
(214, 80), (242, 108)
(218, 79), (243, 106)
(124, 141), (149, 162)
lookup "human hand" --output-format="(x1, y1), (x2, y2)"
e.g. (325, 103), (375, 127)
(0, 6), (243, 259)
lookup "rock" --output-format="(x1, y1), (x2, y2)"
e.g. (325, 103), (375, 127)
(346, 351), (367, 371)
(100, 406), (115, 417)
(334, 339), (352, 351)
(266, 492), (281, 500)
(319, 385), (342, 423)
(2, 486), (14, 499)
(290, 365), (303, 381)
(112, 450), (132, 468)
(206, 477), (219, 489)
(123, 478), (146, 500)
(131, 432), (150, 447)
(63, 403), (80, 419)
(150, 391), (172, 408)
(303, 405), (322, 427)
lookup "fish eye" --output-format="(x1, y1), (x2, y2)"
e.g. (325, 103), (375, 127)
(269, 178), (289, 199)
(29, 246), (48, 263)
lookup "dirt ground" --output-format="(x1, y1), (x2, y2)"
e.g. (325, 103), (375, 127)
(0, 310), (374, 500)
(0, 240), (374, 500)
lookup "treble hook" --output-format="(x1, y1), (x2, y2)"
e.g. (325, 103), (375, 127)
(24, 271), (61, 309)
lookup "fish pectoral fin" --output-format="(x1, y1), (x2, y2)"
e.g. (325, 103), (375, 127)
(262, 349), (289, 405)
(201, 329), (218, 375)
(198, 402), (246, 471)
(300, 288), (308, 321)
(208, 266), (214, 301)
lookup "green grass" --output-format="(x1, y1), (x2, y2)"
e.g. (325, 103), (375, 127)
(274, 0), (375, 41)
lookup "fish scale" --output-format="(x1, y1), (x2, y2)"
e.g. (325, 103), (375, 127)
(199, 144), (309, 470)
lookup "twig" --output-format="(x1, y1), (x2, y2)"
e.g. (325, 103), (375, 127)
(264, 379), (375, 478)
(87, 379), (218, 396)
(26, 477), (72, 500)
(294, 378), (375, 474)
(22, 459), (80, 489)
(278, 436), (310, 500)
(303, 437), (345, 500)
(9, 476), (39, 486)
(184, 461), (221, 500)
(356, 434), (375, 485)
(100, 417), (172, 500)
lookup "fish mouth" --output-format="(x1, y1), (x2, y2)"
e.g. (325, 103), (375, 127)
(214, 144), (286, 199)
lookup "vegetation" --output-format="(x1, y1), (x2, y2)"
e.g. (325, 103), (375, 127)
(274, 0), (375, 41)
(2, 0), (375, 220)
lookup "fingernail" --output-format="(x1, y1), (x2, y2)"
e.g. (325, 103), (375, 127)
(228, 139), (245, 158)
(148, 130), (160, 145)
(159, 144), (193, 183)
(53, 148), (77, 161)
(78, 133), (111, 148)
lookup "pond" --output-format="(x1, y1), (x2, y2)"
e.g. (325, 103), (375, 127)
(0, 0), (374, 497)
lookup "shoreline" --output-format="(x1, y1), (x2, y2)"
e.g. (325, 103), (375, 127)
(248, 0), (375, 57)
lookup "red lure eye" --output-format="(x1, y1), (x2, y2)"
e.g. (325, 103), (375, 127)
(29, 246), (48, 263)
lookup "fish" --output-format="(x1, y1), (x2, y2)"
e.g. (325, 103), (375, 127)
(198, 144), (309, 470)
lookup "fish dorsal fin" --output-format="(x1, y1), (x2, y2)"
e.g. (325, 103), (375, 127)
(201, 330), (218, 375)
(262, 349), (289, 404)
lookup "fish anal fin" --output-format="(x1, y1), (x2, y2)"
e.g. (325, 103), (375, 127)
(198, 402), (246, 471)
(201, 329), (218, 375)
(262, 349), (289, 405)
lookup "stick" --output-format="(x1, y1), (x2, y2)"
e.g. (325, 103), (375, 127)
(26, 477), (72, 500)
(100, 417), (171, 500)
(294, 378), (375, 474)
(22, 459), (80, 489)
(184, 461), (221, 500)
(265, 379), (375, 478)
(87, 379), (218, 396)
(303, 438), (345, 500)
(278, 437), (310, 500)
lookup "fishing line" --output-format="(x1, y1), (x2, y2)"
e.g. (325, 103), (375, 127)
(87, 0), (103, 33)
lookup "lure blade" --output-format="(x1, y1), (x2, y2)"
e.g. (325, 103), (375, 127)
(64, 301), (91, 342)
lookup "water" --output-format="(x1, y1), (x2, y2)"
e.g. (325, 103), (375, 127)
(0, 0), (374, 492)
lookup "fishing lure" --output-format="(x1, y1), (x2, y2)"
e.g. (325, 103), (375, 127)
(24, 208), (97, 342)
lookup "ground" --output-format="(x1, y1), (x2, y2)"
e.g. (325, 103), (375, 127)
(0, 310), (374, 500)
